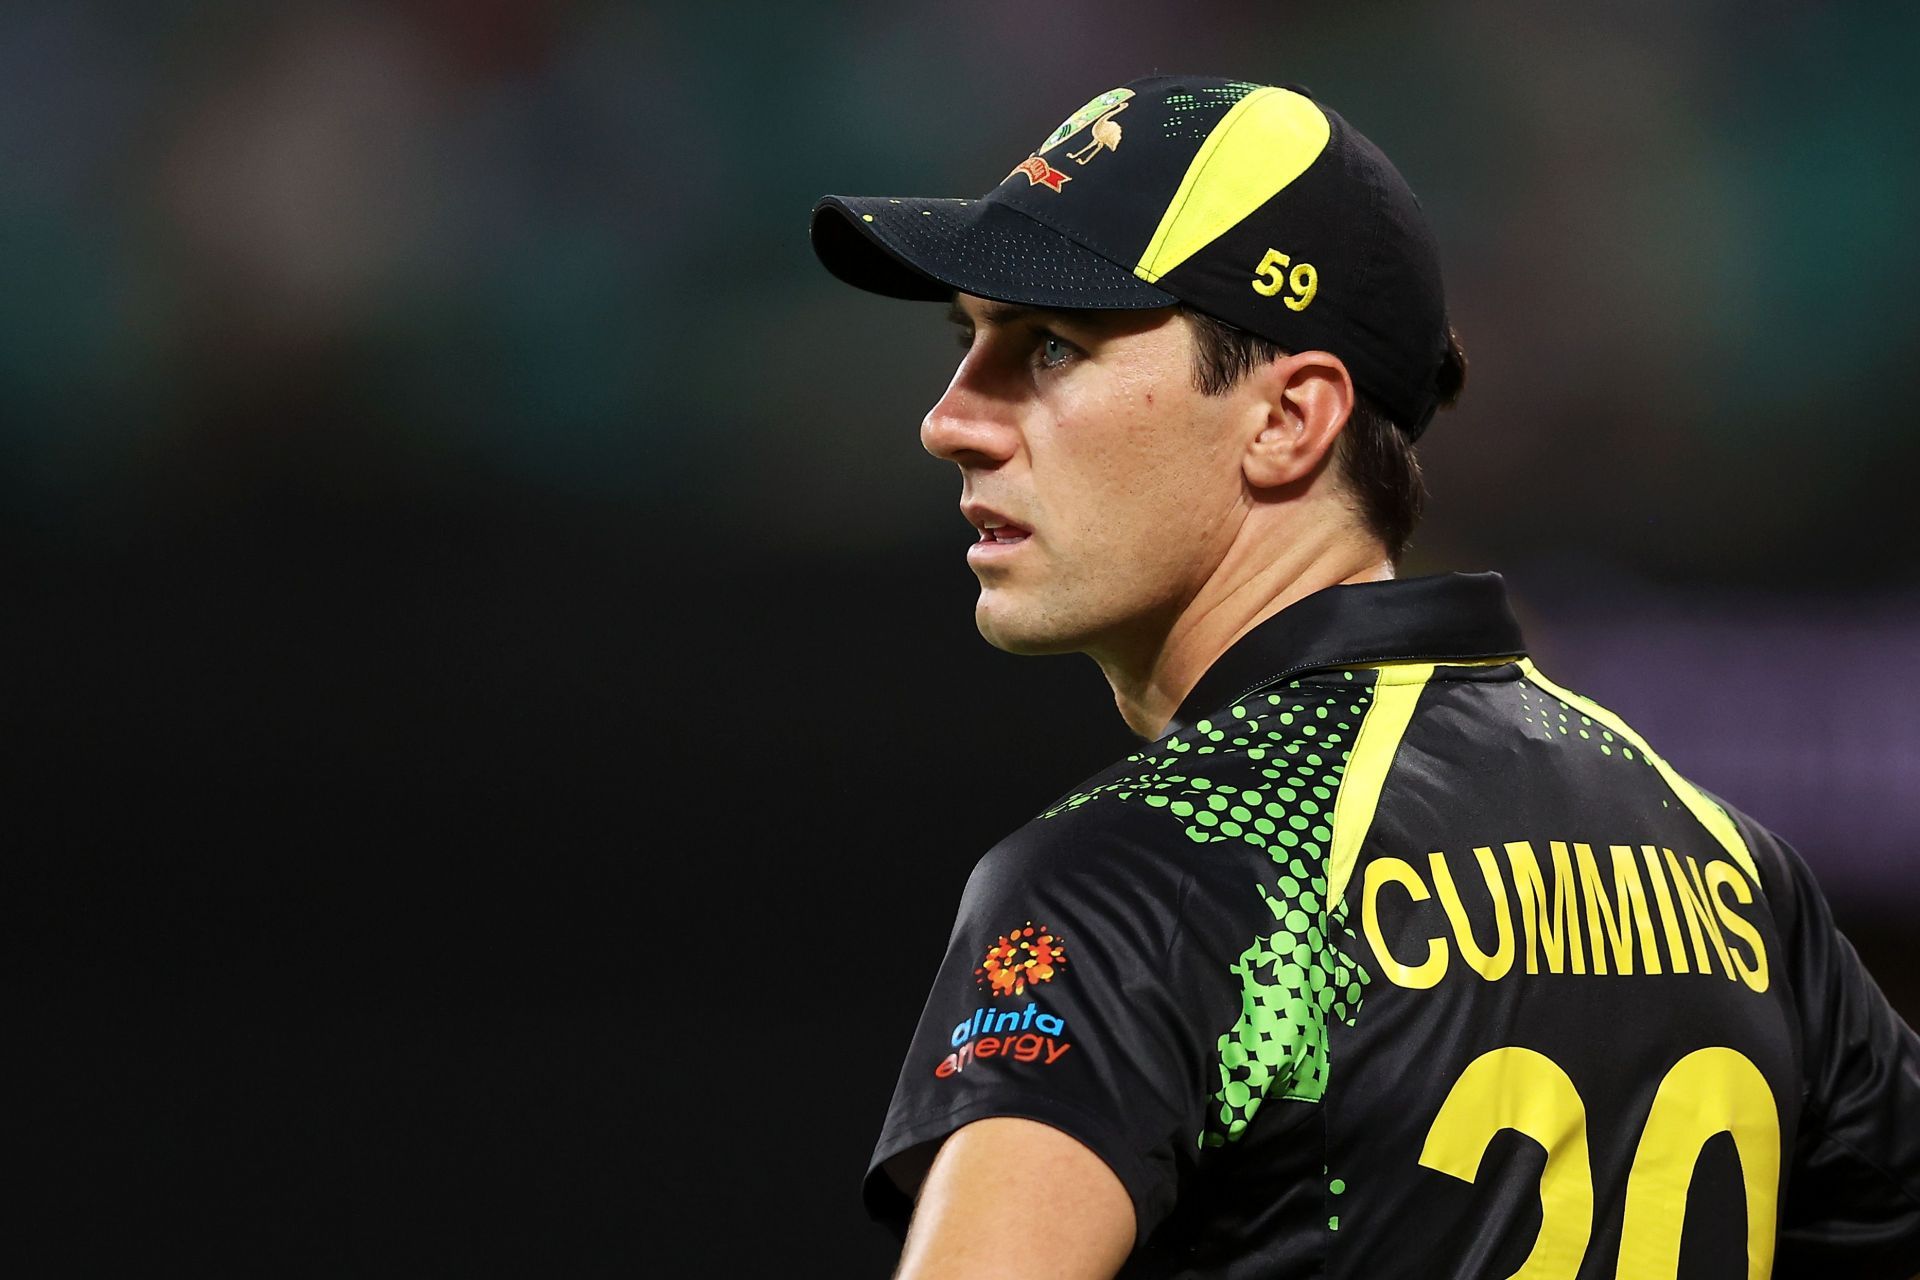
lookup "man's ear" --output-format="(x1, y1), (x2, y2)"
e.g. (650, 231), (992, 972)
(1241, 350), (1355, 490)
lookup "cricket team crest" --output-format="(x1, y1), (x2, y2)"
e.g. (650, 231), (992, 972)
(1005, 86), (1134, 192)
(1040, 87), (1133, 159)
(975, 921), (1068, 996)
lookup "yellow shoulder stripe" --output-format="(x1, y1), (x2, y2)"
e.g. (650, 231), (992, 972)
(1328, 662), (1434, 907)
(1134, 86), (1331, 285)
(1519, 659), (1759, 885)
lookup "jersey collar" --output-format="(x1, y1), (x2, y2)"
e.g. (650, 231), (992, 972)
(1166, 572), (1526, 736)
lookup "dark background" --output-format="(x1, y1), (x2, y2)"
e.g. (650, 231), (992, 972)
(6, 1), (1917, 1272)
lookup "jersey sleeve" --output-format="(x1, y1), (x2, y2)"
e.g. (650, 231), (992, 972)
(1748, 818), (1920, 1277)
(862, 817), (1255, 1243)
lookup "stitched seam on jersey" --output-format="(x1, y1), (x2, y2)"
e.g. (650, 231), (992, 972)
(1518, 660), (1761, 885)
(1166, 867), (1199, 974)
(1810, 1128), (1920, 1211)
(1210, 649), (1521, 721)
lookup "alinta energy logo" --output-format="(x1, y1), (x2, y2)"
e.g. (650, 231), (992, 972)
(975, 921), (1067, 997)
(937, 922), (1075, 1079)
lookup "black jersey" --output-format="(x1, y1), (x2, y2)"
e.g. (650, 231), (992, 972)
(865, 573), (1920, 1279)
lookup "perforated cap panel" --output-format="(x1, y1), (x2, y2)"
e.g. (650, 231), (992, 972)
(812, 196), (1175, 311)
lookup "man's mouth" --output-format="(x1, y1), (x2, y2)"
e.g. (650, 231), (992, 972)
(962, 502), (1032, 547)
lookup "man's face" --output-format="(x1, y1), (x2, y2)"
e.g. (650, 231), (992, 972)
(925, 295), (1252, 660)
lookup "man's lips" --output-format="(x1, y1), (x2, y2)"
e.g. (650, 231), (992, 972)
(961, 503), (1031, 540)
(961, 503), (1031, 558)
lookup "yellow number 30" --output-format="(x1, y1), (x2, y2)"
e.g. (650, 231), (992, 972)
(1419, 1046), (1781, 1280)
(1250, 248), (1318, 310)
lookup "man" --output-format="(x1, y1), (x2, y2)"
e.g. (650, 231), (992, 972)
(809, 75), (1920, 1278)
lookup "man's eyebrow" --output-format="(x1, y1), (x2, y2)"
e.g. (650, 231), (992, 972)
(944, 299), (1081, 330)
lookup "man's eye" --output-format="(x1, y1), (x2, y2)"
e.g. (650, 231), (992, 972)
(1036, 333), (1075, 370)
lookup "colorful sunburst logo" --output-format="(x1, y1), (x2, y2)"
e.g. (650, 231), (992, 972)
(975, 922), (1068, 997)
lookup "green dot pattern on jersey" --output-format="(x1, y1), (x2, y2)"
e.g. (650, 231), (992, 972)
(1515, 680), (1652, 767)
(1042, 674), (1377, 1146)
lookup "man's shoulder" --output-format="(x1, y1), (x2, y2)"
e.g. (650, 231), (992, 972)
(971, 674), (1367, 892)
(1705, 789), (1830, 916)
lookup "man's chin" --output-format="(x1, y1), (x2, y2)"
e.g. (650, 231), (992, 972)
(973, 596), (1083, 656)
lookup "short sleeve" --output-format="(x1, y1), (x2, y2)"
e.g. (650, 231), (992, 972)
(1755, 821), (1920, 1277)
(862, 818), (1253, 1243)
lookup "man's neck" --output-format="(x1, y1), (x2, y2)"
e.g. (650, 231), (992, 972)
(1094, 539), (1394, 739)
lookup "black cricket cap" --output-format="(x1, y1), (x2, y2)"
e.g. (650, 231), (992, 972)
(811, 75), (1453, 438)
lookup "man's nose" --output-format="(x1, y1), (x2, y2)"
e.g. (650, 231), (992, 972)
(920, 365), (1019, 467)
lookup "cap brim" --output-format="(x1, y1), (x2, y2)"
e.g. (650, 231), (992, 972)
(810, 194), (1177, 311)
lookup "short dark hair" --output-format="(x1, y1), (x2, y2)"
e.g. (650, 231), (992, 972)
(1178, 305), (1466, 561)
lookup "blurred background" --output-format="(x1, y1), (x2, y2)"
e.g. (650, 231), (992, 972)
(6, 0), (1916, 1271)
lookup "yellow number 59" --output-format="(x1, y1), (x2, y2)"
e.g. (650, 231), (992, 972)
(1419, 1045), (1780, 1280)
(1250, 248), (1318, 310)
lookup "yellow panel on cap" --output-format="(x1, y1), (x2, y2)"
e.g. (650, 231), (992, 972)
(1133, 87), (1332, 284)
